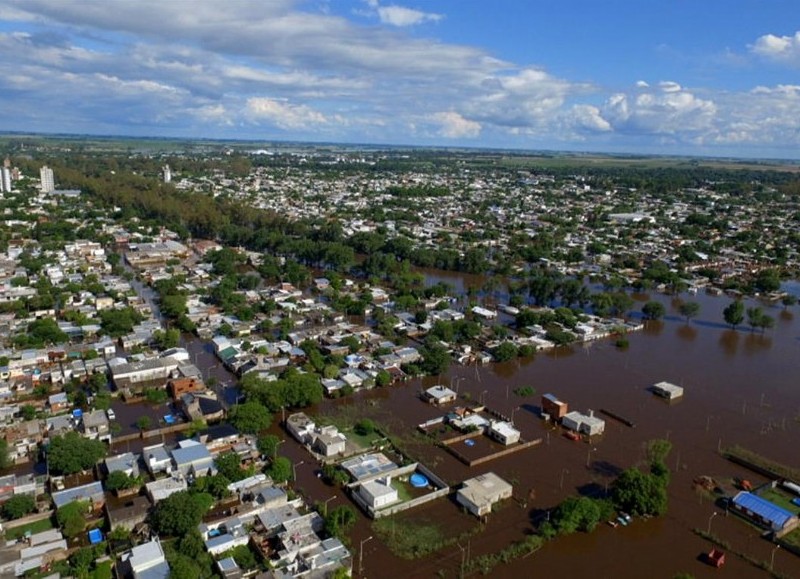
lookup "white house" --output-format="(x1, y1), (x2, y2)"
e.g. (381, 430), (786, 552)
(562, 410), (605, 436)
(456, 472), (513, 517)
(359, 477), (398, 510)
(487, 420), (520, 445)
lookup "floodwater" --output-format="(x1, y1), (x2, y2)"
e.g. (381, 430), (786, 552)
(297, 288), (800, 578)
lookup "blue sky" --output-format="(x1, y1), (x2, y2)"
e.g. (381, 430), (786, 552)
(1, 0), (799, 158)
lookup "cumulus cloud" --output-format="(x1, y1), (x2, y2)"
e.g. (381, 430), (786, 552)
(602, 81), (717, 135)
(377, 5), (442, 27)
(751, 31), (800, 64)
(245, 98), (330, 130)
(429, 111), (481, 138)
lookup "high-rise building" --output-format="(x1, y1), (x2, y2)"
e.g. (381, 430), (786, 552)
(40, 166), (55, 193)
(0, 167), (11, 193)
(163, 165), (172, 183)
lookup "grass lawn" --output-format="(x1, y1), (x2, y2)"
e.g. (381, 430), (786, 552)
(4, 517), (54, 540)
(92, 560), (113, 579)
(345, 429), (383, 451)
(390, 478), (414, 502)
(758, 487), (799, 514)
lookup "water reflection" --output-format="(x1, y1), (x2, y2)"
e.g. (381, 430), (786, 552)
(676, 324), (697, 341)
(742, 332), (772, 355)
(780, 309), (794, 322)
(718, 329), (740, 357)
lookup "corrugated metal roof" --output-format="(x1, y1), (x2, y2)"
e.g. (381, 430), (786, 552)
(733, 491), (795, 529)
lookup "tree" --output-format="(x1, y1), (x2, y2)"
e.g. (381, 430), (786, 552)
(324, 505), (357, 540)
(136, 415), (152, 431)
(746, 306), (765, 332)
(678, 301), (700, 324)
(420, 340), (451, 375)
(268, 456), (293, 483)
(2, 494), (36, 519)
(229, 402), (272, 434)
(47, 432), (107, 475)
(375, 369), (391, 387)
(723, 300), (745, 329)
(257, 434), (282, 458)
(57, 500), (89, 537)
(354, 419), (377, 436)
(0, 439), (10, 470)
(26, 318), (68, 346)
(152, 491), (213, 536)
(105, 471), (140, 492)
(781, 294), (797, 309)
(492, 342), (519, 362)
(215, 451), (249, 482)
(641, 301), (665, 321)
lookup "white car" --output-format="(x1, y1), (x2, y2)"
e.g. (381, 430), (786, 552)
(106, 409), (116, 420)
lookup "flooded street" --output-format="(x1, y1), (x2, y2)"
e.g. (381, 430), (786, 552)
(306, 289), (800, 578)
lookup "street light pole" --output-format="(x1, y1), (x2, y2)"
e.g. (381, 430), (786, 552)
(292, 460), (304, 482)
(560, 468), (569, 490)
(707, 511), (718, 535)
(586, 447), (596, 469)
(770, 544), (780, 570)
(323, 495), (337, 517)
(359, 536), (373, 575)
(457, 542), (466, 578)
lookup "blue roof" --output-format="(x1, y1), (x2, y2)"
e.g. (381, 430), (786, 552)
(88, 528), (104, 544)
(733, 492), (795, 529)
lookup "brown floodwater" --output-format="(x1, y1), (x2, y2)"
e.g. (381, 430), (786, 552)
(301, 289), (800, 578)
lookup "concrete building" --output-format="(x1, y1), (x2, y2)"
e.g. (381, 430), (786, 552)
(286, 412), (316, 444)
(162, 165), (172, 183)
(541, 393), (568, 420)
(119, 538), (169, 579)
(562, 410), (605, 436)
(40, 165), (55, 193)
(424, 384), (457, 405)
(730, 491), (799, 533)
(358, 477), (398, 510)
(487, 420), (520, 445)
(652, 381), (684, 400)
(456, 472), (513, 517)
(52, 481), (105, 511)
(0, 166), (11, 193)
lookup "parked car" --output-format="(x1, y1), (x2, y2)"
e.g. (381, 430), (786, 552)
(106, 409), (116, 420)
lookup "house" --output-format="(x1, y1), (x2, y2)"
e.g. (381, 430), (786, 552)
(562, 410), (605, 436)
(119, 538), (170, 579)
(730, 491), (800, 533)
(48, 392), (69, 413)
(142, 443), (172, 476)
(81, 409), (111, 442)
(471, 306), (498, 320)
(541, 393), (568, 420)
(145, 475), (187, 503)
(487, 420), (520, 445)
(424, 384), (457, 405)
(358, 476), (399, 510)
(201, 516), (250, 555)
(171, 440), (215, 478)
(456, 472), (513, 517)
(652, 381), (684, 400)
(179, 392), (225, 423)
(286, 412), (316, 444)
(168, 377), (205, 399)
(217, 557), (243, 579)
(52, 481), (105, 511)
(104, 452), (140, 478)
(106, 495), (151, 531)
(312, 427), (347, 457)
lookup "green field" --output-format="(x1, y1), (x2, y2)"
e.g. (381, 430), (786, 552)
(4, 517), (54, 540)
(759, 487), (800, 514)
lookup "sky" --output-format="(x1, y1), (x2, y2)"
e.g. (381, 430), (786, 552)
(1, 0), (800, 159)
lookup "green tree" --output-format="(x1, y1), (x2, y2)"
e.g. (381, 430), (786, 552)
(781, 294), (797, 309)
(354, 419), (377, 436)
(641, 301), (665, 321)
(229, 402), (273, 434)
(612, 468), (668, 516)
(105, 471), (140, 492)
(492, 342), (519, 362)
(151, 491), (213, 536)
(268, 456), (293, 483)
(375, 369), (391, 387)
(677, 301), (700, 324)
(47, 432), (107, 475)
(257, 434), (282, 458)
(324, 505), (357, 540)
(215, 452), (249, 482)
(2, 494), (36, 519)
(722, 300), (745, 329)
(26, 318), (68, 346)
(0, 439), (10, 469)
(57, 500), (89, 537)
(136, 415), (152, 431)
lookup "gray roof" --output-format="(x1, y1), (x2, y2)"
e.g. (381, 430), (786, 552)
(52, 481), (104, 509)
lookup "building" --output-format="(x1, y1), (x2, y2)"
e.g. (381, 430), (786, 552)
(51, 481), (105, 511)
(106, 495), (151, 531)
(358, 477), (399, 510)
(142, 443), (172, 476)
(171, 439), (215, 478)
(424, 384), (457, 405)
(162, 165), (172, 183)
(313, 426), (347, 457)
(541, 393), (568, 420)
(0, 166), (11, 193)
(730, 491), (800, 533)
(487, 420), (520, 445)
(40, 165), (55, 193)
(562, 410), (605, 436)
(119, 538), (169, 579)
(286, 412), (316, 444)
(456, 472), (513, 517)
(652, 381), (684, 400)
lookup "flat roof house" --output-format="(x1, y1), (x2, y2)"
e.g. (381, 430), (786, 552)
(487, 420), (520, 445)
(424, 384), (457, 405)
(652, 381), (684, 400)
(456, 472), (513, 517)
(562, 410), (605, 436)
(119, 538), (169, 579)
(731, 491), (799, 533)
(541, 393), (568, 420)
(358, 477), (399, 511)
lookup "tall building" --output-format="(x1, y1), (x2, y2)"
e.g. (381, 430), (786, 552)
(0, 167), (11, 193)
(162, 165), (172, 183)
(40, 166), (55, 193)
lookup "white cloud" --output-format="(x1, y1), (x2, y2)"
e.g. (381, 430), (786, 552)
(429, 111), (481, 138)
(377, 5), (442, 27)
(602, 82), (716, 135)
(245, 98), (329, 130)
(751, 31), (800, 64)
